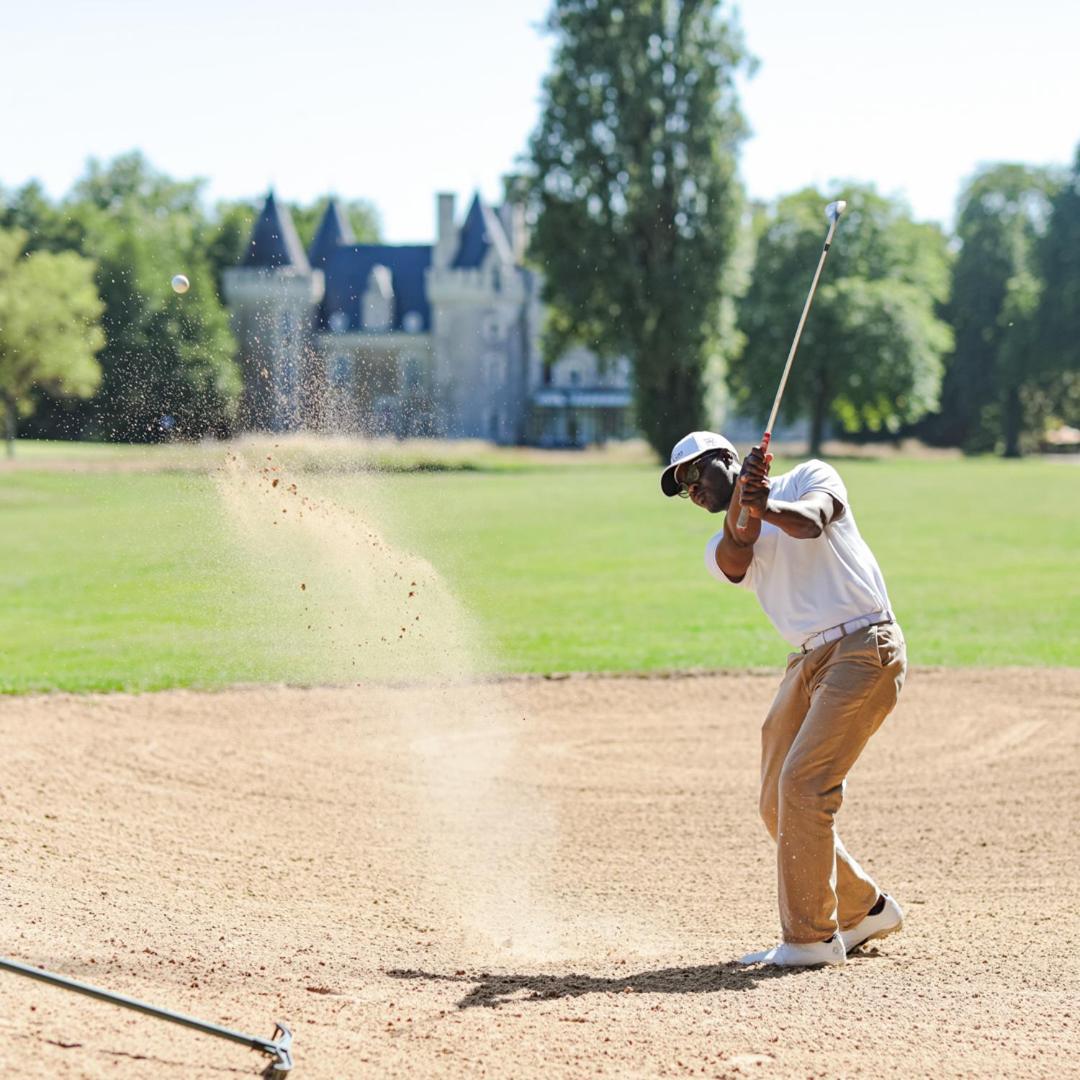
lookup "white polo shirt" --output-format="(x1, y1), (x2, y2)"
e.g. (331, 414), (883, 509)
(704, 459), (893, 648)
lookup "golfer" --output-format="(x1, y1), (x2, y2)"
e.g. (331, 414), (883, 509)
(661, 432), (907, 967)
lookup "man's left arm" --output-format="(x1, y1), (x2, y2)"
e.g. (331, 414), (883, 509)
(759, 492), (842, 539)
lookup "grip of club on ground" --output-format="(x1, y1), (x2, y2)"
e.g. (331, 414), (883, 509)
(734, 200), (846, 532)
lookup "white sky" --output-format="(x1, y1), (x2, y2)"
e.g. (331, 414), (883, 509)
(2, 0), (1077, 243)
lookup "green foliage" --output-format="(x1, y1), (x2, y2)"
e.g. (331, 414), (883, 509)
(937, 163), (1061, 456)
(0, 228), (104, 455)
(523, 0), (751, 457)
(0, 180), (84, 254)
(67, 152), (242, 441)
(728, 186), (953, 453)
(206, 198), (259, 297)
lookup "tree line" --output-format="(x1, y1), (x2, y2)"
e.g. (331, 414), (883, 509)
(2, 1), (1078, 459)
(523, 0), (1080, 458)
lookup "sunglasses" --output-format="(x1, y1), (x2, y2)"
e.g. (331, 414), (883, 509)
(676, 452), (720, 498)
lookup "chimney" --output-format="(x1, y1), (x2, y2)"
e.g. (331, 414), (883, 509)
(506, 202), (527, 263)
(434, 192), (457, 269)
(499, 174), (529, 262)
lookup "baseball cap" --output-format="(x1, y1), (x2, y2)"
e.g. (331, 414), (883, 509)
(660, 431), (738, 497)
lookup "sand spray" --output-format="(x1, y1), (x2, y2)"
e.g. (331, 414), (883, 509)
(213, 441), (566, 958)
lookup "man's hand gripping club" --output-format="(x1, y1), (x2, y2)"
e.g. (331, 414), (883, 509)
(713, 444), (772, 582)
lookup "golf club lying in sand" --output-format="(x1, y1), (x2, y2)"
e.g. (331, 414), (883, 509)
(0, 956), (293, 1077)
(735, 199), (847, 530)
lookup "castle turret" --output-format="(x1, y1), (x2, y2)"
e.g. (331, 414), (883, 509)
(309, 199), (355, 270)
(426, 192), (530, 442)
(243, 191), (311, 271)
(223, 192), (324, 431)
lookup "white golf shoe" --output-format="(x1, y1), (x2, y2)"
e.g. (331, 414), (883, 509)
(739, 935), (846, 967)
(840, 894), (904, 953)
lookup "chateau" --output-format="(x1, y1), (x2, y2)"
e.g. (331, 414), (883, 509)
(222, 191), (633, 445)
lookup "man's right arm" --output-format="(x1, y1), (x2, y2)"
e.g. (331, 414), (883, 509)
(714, 448), (769, 582)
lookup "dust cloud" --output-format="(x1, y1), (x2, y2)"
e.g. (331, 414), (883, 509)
(213, 444), (563, 959)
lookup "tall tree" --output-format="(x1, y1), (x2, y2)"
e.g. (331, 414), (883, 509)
(523, 0), (751, 456)
(1034, 145), (1080, 434)
(728, 186), (953, 455)
(0, 228), (104, 456)
(937, 163), (1060, 456)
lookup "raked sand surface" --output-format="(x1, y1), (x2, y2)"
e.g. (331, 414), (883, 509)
(1, 668), (1077, 1079)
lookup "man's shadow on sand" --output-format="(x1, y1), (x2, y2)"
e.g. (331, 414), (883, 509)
(387, 960), (809, 1009)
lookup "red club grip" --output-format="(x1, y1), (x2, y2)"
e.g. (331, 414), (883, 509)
(734, 432), (771, 531)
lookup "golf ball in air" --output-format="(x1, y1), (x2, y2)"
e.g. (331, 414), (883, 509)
(171, 274), (190, 294)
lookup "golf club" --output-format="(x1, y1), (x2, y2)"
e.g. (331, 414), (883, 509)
(735, 199), (847, 530)
(0, 956), (293, 1076)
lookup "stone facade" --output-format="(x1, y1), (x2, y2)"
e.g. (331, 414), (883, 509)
(222, 191), (633, 446)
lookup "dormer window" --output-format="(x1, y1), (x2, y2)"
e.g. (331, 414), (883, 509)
(363, 265), (394, 333)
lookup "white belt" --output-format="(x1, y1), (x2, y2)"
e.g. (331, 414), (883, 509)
(800, 610), (893, 654)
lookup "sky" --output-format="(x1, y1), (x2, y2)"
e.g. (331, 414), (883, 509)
(2, 0), (1077, 243)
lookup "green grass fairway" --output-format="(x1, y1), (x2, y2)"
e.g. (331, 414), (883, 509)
(1, 446), (1077, 692)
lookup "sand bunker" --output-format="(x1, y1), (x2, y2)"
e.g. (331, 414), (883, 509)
(1, 668), (1077, 1078)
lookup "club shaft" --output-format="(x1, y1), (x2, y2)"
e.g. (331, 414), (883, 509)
(765, 216), (841, 435)
(0, 957), (276, 1054)
(735, 213), (842, 531)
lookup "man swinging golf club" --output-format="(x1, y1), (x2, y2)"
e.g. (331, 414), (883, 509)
(658, 200), (906, 967)
(661, 434), (906, 966)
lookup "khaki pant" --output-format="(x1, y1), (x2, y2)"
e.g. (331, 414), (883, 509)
(759, 621), (907, 944)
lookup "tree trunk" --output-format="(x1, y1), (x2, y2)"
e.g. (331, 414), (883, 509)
(2, 397), (15, 459)
(808, 373), (829, 457)
(634, 338), (706, 459)
(1002, 382), (1023, 458)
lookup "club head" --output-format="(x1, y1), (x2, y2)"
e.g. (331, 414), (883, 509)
(826, 200), (847, 223)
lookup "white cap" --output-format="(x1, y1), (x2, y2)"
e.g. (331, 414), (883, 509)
(660, 431), (739, 496)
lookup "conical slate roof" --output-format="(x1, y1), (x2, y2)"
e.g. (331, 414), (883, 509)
(242, 191), (310, 270)
(309, 199), (355, 269)
(452, 194), (514, 269)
